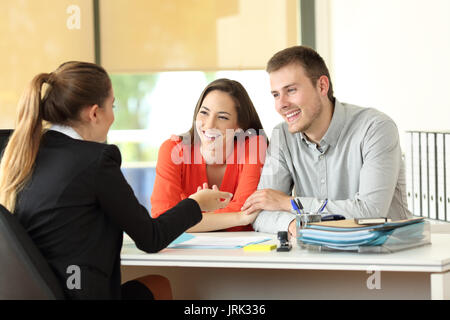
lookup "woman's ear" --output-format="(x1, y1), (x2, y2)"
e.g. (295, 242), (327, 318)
(83, 104), (100, 123)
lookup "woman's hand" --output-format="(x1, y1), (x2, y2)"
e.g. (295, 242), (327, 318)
(196, 182), (218, 192)
(239, 210), (260, 225)
(189, 187), (232, 212)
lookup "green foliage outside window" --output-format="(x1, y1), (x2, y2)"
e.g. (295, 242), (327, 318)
(109, 72), (216, 164)
(110, 74), (158, 163)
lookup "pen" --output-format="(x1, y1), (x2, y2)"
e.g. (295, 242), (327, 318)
(295, 198), (305, 214)
(290, 199), (304, 215)
(317, 199), (328, 214)
(294, 198), (303, 211)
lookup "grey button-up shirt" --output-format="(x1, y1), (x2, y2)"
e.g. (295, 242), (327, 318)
(252, 100), (412, 234)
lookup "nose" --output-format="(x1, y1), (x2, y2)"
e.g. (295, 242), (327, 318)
(275, 92), (289, 112)
(203, 115), (216, 130)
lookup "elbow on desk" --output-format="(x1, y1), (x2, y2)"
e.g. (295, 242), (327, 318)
(132, 234), (173, 253)
(134, 242), (164, 254)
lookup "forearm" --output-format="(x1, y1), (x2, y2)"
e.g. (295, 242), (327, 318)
(186, 211), (244, 232)
(252, 210), (296, 234)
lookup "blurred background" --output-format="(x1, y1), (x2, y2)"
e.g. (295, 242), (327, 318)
(1, 0), (449, 211)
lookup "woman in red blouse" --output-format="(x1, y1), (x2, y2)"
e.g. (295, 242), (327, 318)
(151, 78), (267, 231)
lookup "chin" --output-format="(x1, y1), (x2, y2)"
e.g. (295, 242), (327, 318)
(286, 123), (302, 134)
(286, 118), (310, 134)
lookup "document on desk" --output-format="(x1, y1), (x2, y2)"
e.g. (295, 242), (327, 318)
(168, 233), (271, 249)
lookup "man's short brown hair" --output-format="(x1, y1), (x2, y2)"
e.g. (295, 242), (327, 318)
(266, 46), (335, 103)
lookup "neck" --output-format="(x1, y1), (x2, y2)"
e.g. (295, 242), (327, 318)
(304, 99), (334, 145)
(71, 124), (89, 141)
(201, 139), (235, 165)
(70, 123), (103, 142)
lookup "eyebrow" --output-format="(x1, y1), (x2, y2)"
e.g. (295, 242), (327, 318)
(200, 106), (232, 116)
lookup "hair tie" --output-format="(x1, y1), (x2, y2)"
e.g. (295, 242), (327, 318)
(40, 73), (53, 101)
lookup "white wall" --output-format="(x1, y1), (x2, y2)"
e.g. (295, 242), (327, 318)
(316, 0), (450, 148)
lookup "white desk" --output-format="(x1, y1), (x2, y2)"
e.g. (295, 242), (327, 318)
(121, 232), (450, 300)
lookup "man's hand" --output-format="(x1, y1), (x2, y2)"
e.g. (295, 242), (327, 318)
(241, 189), (292, 215)
(288, 219), (297, 239)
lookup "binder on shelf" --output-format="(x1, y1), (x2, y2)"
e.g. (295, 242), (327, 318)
(404, 132), (414, 213)
(412, 132), (422, 216)
(446, 133), (450, 222)
(420, 132), (429, 218)
(436, 133), (446, 221)
(428, 133), (437, 220)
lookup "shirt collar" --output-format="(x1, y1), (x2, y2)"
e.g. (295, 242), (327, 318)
(299, 99), (345, 149)
(298, 99), (345, 152)
(49, 124), (84, 140)
(320, 99), (345, 148)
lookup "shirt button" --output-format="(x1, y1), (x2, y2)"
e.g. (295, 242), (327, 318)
(320, 178), (325, 184)
(319, 155), (324, 160)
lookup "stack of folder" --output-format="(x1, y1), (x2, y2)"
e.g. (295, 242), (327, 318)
(297, 217), (430, 253)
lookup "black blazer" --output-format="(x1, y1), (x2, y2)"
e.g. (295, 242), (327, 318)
(15, 130), (202, 299)
(0, 129), (12, 158)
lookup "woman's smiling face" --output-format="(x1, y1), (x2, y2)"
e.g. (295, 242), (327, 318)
(195, 89), (240, 163)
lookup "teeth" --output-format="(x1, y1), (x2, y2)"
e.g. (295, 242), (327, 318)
(203, 131), (220, 139)
(286, 110), (301, 118)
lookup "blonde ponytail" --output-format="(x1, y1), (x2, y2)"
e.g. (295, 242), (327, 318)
(0, 73), (49, 212)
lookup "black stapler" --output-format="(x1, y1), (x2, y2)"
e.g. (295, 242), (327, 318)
(276, 231), (292, 252)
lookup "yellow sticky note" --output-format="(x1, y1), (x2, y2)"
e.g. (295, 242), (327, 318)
(243, 244), (277, 252)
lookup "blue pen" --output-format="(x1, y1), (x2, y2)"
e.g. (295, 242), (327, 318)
(296, 198), (305, 215)
(290, 199), (304, 215)
(317, 199), (328, 214)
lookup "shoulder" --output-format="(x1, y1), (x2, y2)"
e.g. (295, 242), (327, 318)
(341, 102), (396, 126)
(99, 144), (122, 166)
(339, 102), (399, 142)
(45, 130), (122, 166)
(158, 137), (189, 159)
(73, 141), (121, 168)
(160, 138), (182, 152)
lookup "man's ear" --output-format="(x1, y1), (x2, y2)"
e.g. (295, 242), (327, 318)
(317, 75), (330, 97)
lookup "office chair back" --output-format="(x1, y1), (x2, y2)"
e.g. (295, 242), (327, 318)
(0, 204), (65, 299)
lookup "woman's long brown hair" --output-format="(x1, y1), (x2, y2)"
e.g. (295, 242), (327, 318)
(0, 61), (111, 212)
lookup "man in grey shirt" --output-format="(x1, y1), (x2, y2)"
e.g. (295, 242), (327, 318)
(241, 46), (411, 236)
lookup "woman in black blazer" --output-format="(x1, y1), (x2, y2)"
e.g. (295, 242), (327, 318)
(0, 61), (232, 299)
